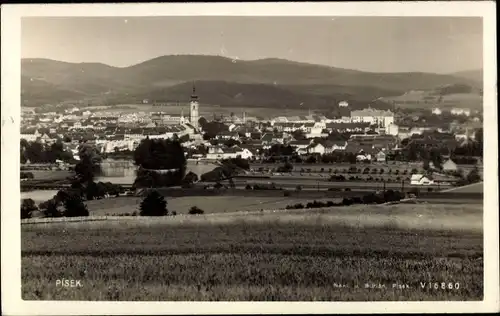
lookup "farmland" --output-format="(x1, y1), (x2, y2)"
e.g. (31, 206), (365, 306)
(22, 203), (483, 301)
(84, 195), (341, 216)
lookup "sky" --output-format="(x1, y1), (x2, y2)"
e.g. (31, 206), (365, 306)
(21, 16), (483, 73)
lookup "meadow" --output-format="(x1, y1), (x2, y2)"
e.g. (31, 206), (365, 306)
(84, 195), (344, 216)
(22, 203), (483, 301)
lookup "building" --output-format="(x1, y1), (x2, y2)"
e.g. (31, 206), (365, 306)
(432, 108), (442, 115)
(189, 84), (200, 129)
(410, 174), (434, 186)
(450, 108), (471, 116)
(307, 143), (326, 155)
(350, 108), (395, 128)
(375, 150), (387, 162)
(206, 146), (253, 160)
(386, 123), (399, 136)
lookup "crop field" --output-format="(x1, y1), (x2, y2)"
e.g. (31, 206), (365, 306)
(22, 203), (483, 301)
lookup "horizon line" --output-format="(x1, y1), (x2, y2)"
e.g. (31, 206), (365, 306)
(20, 54), (483, 76)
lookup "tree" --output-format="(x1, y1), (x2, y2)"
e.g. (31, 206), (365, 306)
(292, 129), (306, 140)
(21, 198), (38, 219)
(140, 190), (168, 216)
(133, 138), (187, 187)
(228, 178), (236, 189)
(42, 199), (63, 218)
(183, 171), (199, 184)
(466, 167), (481, 184)
(75, 143), (102, 183)
(64, 194), (89, 217)
(224, 138), (241, 148)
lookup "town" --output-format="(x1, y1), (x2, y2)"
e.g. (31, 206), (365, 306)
(20, 85), (483, 191)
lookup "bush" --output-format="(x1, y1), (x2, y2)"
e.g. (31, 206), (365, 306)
(326, 200), (335, 207)
(140, 190), (168, 216)
(352, 197), (363, 204)
(383, 189), (402, 203)
(188, 206), (205, 215)
(329, 175), (346, 182)
(64, 194), (89, 217)
(20, 172), (34, 180)
(172, 211), (177, 216)
(294, 203), (304, 209)
(428, 187), (434, 192)
(21, 198), (37, 219)
(466, 168), (481, 184)
(328, 187), (341, 191)
(344, 188), (351, 191)
(283, 190), (291, 197)
(245, 184), (252, 190)
(42, 199), (63, 218)
(296, 185), (302, 191)
(342, 198), (353, 206)
(408, 188), (420, 197)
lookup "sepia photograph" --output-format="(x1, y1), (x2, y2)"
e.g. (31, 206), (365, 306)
(1, 2), (498, 315)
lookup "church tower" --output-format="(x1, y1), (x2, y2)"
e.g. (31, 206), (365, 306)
(189, 82), (199, 129)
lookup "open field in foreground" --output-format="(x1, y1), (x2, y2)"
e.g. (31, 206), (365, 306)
(22, 203), (483, 301)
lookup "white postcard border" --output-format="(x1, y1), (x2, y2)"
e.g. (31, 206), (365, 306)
(1, 2), (498, 315)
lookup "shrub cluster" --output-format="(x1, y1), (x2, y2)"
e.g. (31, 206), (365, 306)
(284, 190), (404, 210)
(188, 206), (205, 215)
(20, 172), (34, 180)
(21, 198), (38, 219)
(251, 183), (282, 190)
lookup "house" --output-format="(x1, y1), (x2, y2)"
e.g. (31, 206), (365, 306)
(338, 100), (349, 107)
(206, 145), (253, 160)
(307, 143), (326, 155)
(410, 174), (434, 186)
(386, 123), (399, 136)
(289, 139), (311, 151)
(432, 108), (442, 115)
(321, 140), (347, 152)
(442, 159), (458, 172)
(375, 150), (387, 162)
(451, 108), (471, 116)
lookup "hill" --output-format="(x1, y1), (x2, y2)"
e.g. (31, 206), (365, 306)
(379, 83), (483, 110)
(21, 55), (482, 107)
(450, 69), (483, 84)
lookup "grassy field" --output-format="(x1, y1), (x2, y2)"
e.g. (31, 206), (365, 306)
(442, 182), (483, 193)
(84, 196), (344, 216)
(22, 204), (483, 301)
(24, 170), (72, 181)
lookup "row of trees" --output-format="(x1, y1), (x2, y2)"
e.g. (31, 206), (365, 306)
(284, 190), (405, 210)
(20, 139), (74, 164)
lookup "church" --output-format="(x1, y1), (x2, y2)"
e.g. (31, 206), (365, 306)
(150, 83), (200, 130)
